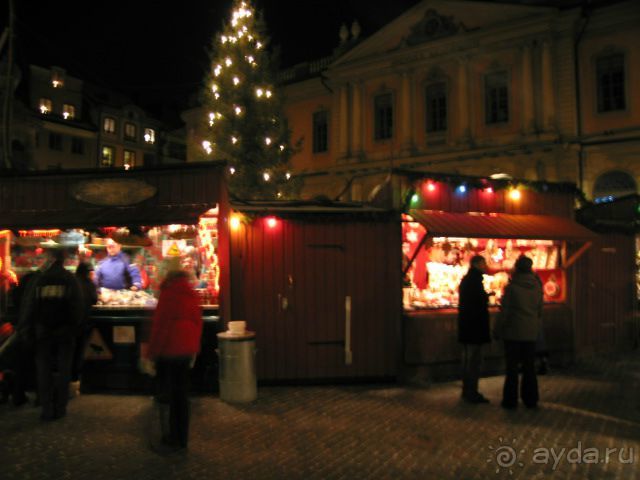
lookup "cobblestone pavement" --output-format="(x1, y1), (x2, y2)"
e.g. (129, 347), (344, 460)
(1, 351), (639, 480)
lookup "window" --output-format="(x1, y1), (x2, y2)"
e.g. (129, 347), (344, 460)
(124, 150), (136, 169)
(593, 170), (636, 202)
(101, 146), (115, 167)
(103, 117), (116, 134)
(51, 67), (65, 88)
(484, 71), (509, 124)
(596, 53), (626, 112)
(168, 142), (186, 160)
(312, 111), (328, 153)
(374, 93), (393, 140)
(63, 104), (75, 120)
(39, 98), (52, 114)
(71, 137), (84, 155)
(143, 128), (156, 144)
(425, 82), (447, 133)
(144, 153), (157, 167)
(124, 122), (137, 141)
(49, 133), (63, 151)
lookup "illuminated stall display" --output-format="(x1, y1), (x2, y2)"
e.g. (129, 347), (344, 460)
(402, 216), (565, 309)
(9, 211), (221, 308)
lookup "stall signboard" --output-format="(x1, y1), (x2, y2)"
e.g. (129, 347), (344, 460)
(84, 328), (113, 360)
(113, 326), (136, 345)
(162, 239), (186, 257)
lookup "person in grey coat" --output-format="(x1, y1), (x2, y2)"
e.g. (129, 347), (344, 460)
(494, 255), (543, 409)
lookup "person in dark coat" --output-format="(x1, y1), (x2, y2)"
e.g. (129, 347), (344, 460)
(147, 258), (203, 451)
(458, 255), (491, 404)
(494, 255), (543, 409)
(2, 270), (41, 406)
(70, 262), (98, 396)
(21, 249), (82, 420)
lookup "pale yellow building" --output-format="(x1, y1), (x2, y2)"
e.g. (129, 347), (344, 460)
(185, 0), (639, 204)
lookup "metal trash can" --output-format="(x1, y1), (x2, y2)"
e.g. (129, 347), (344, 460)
(216, 331), (257, 403)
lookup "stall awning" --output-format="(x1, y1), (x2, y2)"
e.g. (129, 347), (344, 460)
(407, 210), (597, 241)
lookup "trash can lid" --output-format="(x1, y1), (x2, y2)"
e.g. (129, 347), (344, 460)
(217, 331), (256, 341)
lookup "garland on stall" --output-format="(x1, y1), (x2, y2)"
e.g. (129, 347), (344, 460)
(396, 169), (589, 212)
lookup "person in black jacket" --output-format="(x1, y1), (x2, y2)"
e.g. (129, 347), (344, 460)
(20, 249), (82, 420)
(458, 255), (492, 404)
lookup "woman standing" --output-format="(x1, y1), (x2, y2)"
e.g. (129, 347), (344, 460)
(494, 255), (543, 410)
(147, 258), (202, 450)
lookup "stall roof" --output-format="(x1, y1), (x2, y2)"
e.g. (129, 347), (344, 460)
(576, 194), (640, 233)
(0, 204), (214, 230)
(0, 163), (225, 230)
(408, 210), (597, 241)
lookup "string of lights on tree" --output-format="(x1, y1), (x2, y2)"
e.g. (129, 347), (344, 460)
(201, 0), (300, 200)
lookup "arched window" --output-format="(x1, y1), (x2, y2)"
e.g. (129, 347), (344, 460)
(593, 170), (636, 203)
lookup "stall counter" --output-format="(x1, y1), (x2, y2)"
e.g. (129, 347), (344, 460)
(402, 304), (574, 381)
(81, 306), (222, 393)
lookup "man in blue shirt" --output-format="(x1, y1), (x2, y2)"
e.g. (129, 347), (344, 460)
(95, 238), (142, 291)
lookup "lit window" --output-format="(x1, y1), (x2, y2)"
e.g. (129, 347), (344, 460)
(62, 104), (75, 120)
(425, 82), (447, 133)
(312, 111), (328, 153)
(51, 68), (65, 88)
(143, 128), (155, 144)
(374, 93), (393, 140)
(485, 71), (509, 124)
(101, 146), (115, 167)
(103, 117), (116, 134)
(597, 53), (626, 112)
(124, 122), (137, 141)
(124, 150), (136, 169)
(39, 98), (52, 114)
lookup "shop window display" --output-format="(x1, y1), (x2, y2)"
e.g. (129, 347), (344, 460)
(402, 217), (565, 310)
(9, 214), (221, 309)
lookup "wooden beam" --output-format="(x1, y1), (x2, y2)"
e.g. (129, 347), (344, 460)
(402, 231), (428, 277)
(563, 241), (592, 270)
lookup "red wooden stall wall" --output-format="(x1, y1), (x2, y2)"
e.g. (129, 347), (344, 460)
(230, 214), (402, 382)
(572, 233), (638, 354)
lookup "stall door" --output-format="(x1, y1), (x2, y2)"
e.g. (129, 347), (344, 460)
(284, 221), (400, 381)
(584, 235), (636, 353)
(230, 218), (401, 382)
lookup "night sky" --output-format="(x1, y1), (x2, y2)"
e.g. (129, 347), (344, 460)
(4, 0), (422, 122)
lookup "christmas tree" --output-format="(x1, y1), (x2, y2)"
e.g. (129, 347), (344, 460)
(201, 0), (300, 200)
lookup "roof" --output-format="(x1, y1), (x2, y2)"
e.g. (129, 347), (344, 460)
(0, 163), (225, 230)
(232, 198), (395, 220)
(576, 194), (640, 233)
(408, 210), (597, 241)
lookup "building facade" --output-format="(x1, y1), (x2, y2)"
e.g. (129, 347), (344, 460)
(2, 64), (187, 171)
(183, 0), (639, 204)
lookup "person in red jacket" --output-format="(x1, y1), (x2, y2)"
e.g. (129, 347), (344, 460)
(147, 258), (203, 450)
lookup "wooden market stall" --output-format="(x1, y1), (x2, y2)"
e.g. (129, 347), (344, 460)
(575, 194), (639, 354)
(395, 171), (597, 382)
(228, 201), (402, 384)
(0, 162), (230, 393)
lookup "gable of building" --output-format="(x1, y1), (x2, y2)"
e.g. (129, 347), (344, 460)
(330, 0), (556, 71)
